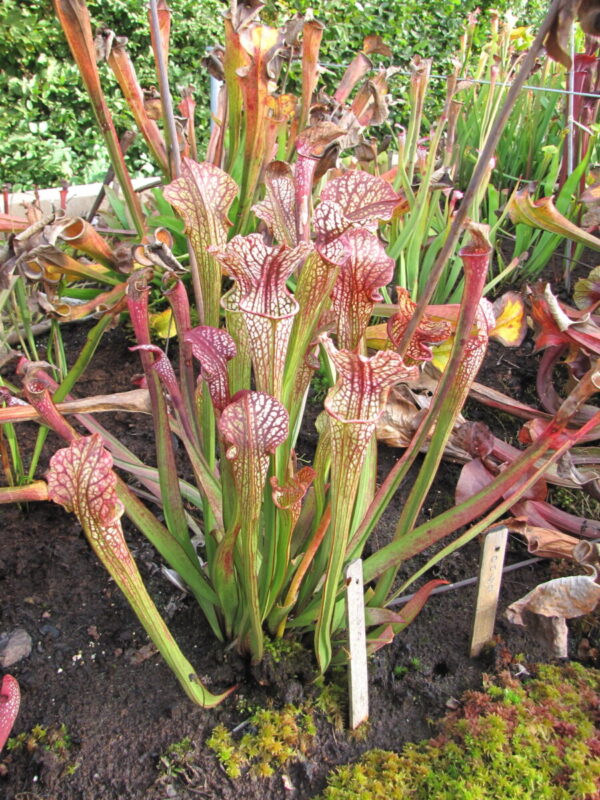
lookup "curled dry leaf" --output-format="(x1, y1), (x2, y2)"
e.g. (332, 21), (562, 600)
(573, 265), (600, 310)
(581, 206), (600, 234)
(506, 575), (600, 657)
(376, 385), (426, 449)
(376, 384), (499, 465)
(504, 517), (581, 559)
(334, 52), (372, 105)
(545, 0), (579, 68)
(573, 540), (600, 574)
(544, 0), (600, 69)
(362, 34), (392, 57)
(578, 0), (600, 38)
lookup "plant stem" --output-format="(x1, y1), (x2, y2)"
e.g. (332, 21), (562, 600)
(148, 0), (180, 179)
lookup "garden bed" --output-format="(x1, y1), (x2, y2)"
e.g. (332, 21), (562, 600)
(2, 1), (600, 796)
(0, 320), (588, 800)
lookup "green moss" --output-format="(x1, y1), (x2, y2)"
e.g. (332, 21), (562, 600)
(7, 722), (72, 758)
(263, 636), (307, 665)
(6, 722), (78, 780)
(394, 657), (424, 680)
(549, 487), (600, 521)
(313, 679), (347, 731)
(317, 663), (600, 799)
(207, 704), (317, 780)
(157, 736), (196, 780)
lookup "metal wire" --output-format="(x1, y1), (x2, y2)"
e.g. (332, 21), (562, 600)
(319, 63), (600, 101)
(387, 556), (543, 608)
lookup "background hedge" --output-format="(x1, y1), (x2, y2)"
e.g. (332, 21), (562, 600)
(0, 0), (547, 190)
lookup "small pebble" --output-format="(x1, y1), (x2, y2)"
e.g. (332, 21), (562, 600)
(0, 628), (32, 667)
(39, 623), (61, 640)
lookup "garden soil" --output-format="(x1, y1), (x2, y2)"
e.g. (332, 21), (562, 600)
(1, 320), (597, 800)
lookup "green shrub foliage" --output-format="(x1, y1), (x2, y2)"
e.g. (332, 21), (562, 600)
(1, 0), (548, 190)
(0, 0), (223, 189)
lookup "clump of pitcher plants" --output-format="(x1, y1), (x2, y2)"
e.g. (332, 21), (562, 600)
(1, 0), (600, 705)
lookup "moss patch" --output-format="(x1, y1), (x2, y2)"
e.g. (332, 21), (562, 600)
(207, 704), (317, 779)
(317, 663), (600, 799)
